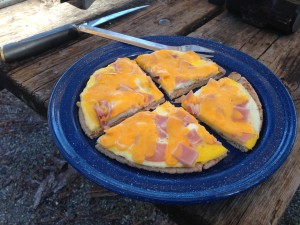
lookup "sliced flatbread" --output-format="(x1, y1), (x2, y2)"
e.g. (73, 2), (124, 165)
(96, 102), (228, 173)
(78, 58), (165, 138)
(135, 50), (225, 99)
(181, 72), (263, 152)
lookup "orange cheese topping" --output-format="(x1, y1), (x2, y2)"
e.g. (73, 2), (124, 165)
(98, 102), (227, 167)
(99, 112), (159, 164)
(135, 50), (220, 94)
(80, 58), (164, 132)
(182, 78), (259, 149)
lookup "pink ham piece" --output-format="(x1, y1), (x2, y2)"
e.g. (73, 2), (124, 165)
(94, 100), (112, 129)
(186, 129), (202, 145)
(95, 72), (103, 80)
(157, 126), (168, 139)
(155, 115), (168, 139)
(146, 143), (167, 162)
(94, 105), (105, 118)
(155, 115), (168, 126)
(186, 103), (200, 117)
(172, 143), (199, 167)
(112, 60), (122, 72)
(183, 115), (194, 127)
(117, 84), (135, 92)
(233, 104), (250, 121)
(236, 132), (255, 144)
(171, 54), (178, 59)
(143, 93), (154, 105)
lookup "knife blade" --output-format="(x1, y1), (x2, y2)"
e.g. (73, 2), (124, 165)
(0, 5), (149, 63)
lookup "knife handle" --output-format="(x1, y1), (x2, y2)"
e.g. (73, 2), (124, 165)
(1, 24), (79, 63)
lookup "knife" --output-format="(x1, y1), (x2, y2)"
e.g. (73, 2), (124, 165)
(0, 5), (148, 63)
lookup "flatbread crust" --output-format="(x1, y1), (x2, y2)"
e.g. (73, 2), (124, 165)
(95, 143), (227, 174)
(78, 97), (165, 139)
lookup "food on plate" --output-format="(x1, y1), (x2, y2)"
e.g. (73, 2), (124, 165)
(96, 102), (228, 173)
(135, 50), (225, 99)
(77, 58), (165, 138)
(180, 72), (263, 151)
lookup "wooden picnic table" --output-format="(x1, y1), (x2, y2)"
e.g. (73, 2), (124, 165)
(0, 0), (299, 224)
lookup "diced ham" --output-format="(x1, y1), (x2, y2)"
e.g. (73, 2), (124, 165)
(235, 132), (255, 144)
(186, 129), (202, 145)
(155, 115), (168, 127)
(117, 84), (134, 92)
(143, 93), (154, 105)
(94, 100), (112, 129)
(186, 103), (200, 117)
(232, 104), (250, 121)
(146, 143), (167, 162)
(112, 60), (121, 72)
(94, 104), (105, 118)
(183, 115), (194, 127)
(157, 126), (168, 139)
(155, 115), (168, 138)
(95, 72), (103, 80)
(172, 143), (199, 167)
(171, 54), (178, 59)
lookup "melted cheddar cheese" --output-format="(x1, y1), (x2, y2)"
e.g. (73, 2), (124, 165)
(135, 50), (220, 94)
(98, 102), (227, 168)
(182, 78), (261, 149)
(79, 58), (164, 132)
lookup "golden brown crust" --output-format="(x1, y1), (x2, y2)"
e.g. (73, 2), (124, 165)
(95, 143), (227, 174)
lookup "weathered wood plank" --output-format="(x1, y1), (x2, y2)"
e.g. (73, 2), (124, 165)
(159, 11), (300, 225)
(0, 0), (135, 46)
(189, 12), (280, 59)
(0, 0), (222, 114)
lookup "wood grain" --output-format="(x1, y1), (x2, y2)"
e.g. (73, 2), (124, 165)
(0, 0), (222, 114)
(0, 0), (134, 45)
(158, 11), (300, 225)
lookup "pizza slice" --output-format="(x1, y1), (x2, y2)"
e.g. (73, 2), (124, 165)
(96, 102), (228, 173)
(78, 58), (165, 138)
(181, 72), (263, 151)
(135, 50), (225, 99)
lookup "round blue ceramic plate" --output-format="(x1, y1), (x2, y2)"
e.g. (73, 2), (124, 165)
(48, 36), (297, 204)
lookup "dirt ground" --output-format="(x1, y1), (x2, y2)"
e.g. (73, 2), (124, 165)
(0, 89), (177, 225)
(0, 89), (299, 225)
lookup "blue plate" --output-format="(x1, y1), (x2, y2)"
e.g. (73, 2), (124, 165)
(48, 36), (297, 204)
